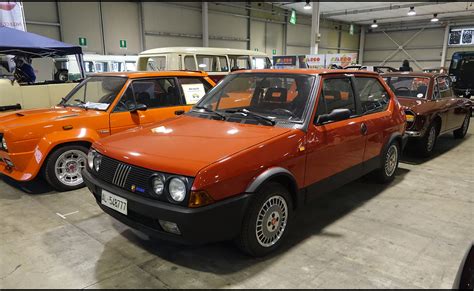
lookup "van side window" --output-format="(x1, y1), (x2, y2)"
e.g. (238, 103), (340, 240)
(196, 55), (227, 72)
(320, 78), (356, 115)
(437, 76), (452, 98)
(354, 77), (390, 114)
(218, 56), (228, 71)
(253, 57), (271, 69)
(184, 56), (196, 71)
(229, 55), (250, 70)
(148, 57), (166, 71)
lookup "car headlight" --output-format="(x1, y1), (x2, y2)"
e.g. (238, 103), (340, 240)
(168, 177), (187, 202)
(151, 175), (165, 195)
(2, 137), (7, 151)
(94, 155), (102, 172)
(406, 114), (415, 122)
(87, 149), (97, 169)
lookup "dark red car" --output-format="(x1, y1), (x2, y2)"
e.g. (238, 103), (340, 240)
(383, 72), (471, 157)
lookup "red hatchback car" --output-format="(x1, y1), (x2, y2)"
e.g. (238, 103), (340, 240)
(84, 70), (406, 256)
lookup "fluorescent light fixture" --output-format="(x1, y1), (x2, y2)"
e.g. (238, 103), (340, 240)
(371, 20), (378, 28)
(304, 0), (311, 10)
(408, 6), (416, 16)
(431, 13), (439, 22)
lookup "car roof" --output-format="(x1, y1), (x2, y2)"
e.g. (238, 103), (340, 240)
(381, 71), (446, 78)
(231, 69), (380, 76)
(90, 70), (209, 79)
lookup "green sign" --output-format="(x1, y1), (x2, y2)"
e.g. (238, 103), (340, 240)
(349, 24), (354, 35)
(272, 49), (277, 55)
(79, 37), (87, 47)
(289, 10), (296, 25)
(119, 39), (127, 49)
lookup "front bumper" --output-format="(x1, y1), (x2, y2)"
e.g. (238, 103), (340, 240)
(404, 130), (423, 137)
(82, 169), (251, 245)
(0, 150), (38, 181)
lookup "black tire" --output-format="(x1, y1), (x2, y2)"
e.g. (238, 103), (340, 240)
(374, 141), (400, 183)
(453, 113), (470, 139)
(415, 121), (439, 158)
(43, 145), (89, 191)
(236, 182), (293, 257)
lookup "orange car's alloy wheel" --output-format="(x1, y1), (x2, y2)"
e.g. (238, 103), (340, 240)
(255, 195), (288, 247)
(54, 150), (87, 187)
(384, 144), (398, 177)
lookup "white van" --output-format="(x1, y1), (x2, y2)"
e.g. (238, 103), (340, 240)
(137, 47), (272, 82)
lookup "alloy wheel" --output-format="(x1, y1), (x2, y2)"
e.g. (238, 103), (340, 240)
(54, 150), (87, 187)
(384, 144), (398, 177)
(255, 195), (288, 247)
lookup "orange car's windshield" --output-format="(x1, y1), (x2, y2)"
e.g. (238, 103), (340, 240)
(384, 76), (430, 99)
(194, 73), (315, 124)
(62, 76), (127, 110)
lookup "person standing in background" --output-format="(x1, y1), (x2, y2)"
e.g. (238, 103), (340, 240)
(399, 59), (413, 72)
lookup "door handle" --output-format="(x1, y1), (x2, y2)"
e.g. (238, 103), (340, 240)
(175, 110), (185, 116)
(360, 123), (368, 135)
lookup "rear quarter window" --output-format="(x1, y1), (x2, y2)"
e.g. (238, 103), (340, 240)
(178, 77), (212, 105)
(354, 77), (391, 114)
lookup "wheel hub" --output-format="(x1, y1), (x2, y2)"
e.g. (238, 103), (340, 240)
(54, 150), (87, 187)
(256, 195), (288, 247)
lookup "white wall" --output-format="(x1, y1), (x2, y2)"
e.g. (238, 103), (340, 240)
(23, 1), (352, 58)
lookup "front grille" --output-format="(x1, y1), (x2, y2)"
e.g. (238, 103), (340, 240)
(94, 155), (155, 198)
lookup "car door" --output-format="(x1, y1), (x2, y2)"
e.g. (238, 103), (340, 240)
(432, 78), (450, 133)
(353, 76), (392, 163)
(438, 76), (467, 130)
(304, 75), (366, 191)
(109, 77), (186, 134)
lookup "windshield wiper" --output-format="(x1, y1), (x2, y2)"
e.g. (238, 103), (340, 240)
(225, 108), (276, 126)
(194, 106), (226, 120)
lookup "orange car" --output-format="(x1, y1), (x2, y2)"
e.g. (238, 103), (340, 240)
(83, 69), (406, 256)
(0, 71), (215, 191)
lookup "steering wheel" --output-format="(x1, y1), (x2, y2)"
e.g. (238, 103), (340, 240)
(272, 108), (295, 117)
(396, 86), (410, 91)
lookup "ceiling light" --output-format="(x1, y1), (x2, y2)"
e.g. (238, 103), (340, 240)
(304, 1), (311, 10)
(407, 6), (416, 16)
(371, 20), (378, 28)
(431, 13), (439, 22)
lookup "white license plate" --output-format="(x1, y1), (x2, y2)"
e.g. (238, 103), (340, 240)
(101, 190), (127, 215)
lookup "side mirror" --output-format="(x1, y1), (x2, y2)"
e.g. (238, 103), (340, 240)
(317, 108), (351, 124)
(129, 103), (147, 112)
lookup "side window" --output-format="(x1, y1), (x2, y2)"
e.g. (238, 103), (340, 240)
(354, 77), (390, 114)
(320, 77), (356, 115)
(218, 56), (228, 72)
(433, 84), (440, 100)
(178, 77), (211, 105)
(113, 85), (136, 112)
(196, 55), (226, 72)
(229, 55), (250, 70)
(437, 77), (452, 98)
(148, 56), (166, 71)
(184, 56), (196, 71)
(84, 61), (94, 73)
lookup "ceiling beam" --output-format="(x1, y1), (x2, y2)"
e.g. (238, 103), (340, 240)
(320, 2), (450, 17)
(353, 9), (474, 24)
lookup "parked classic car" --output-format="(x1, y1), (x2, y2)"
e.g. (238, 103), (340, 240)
(83, 69), (406, 256)
(0, 71), (215, 191)
(383, 72), (471, 157)
(449, 51), (474, 98)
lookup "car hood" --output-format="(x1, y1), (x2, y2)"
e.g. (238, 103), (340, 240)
(0, 106), (102, 131)
(397, 97), (433, 114)
(94, 115), (293, 177)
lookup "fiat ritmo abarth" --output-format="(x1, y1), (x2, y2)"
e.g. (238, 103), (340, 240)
(83, 69), (406, 256)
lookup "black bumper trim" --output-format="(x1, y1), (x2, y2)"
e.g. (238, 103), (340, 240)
(83, 169), (251, 245)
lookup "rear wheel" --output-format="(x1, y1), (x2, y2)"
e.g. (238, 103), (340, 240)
(453, 113), (470, 139)
(44, 145), (89, 191)
(374, 141), (400, 183)
(416, 122), (438, 157)
(236, 182), (292, 257)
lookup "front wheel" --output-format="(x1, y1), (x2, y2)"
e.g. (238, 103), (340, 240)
(44, 145), (89, 191)
(374, 141), (400, 183)
(453, 113), (470, 139)
(415, 122), (438, 157)
(236, 182), (293, 257)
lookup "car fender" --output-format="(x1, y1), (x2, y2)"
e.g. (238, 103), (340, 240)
(382, 131), (404, 156)
(33, 127), (100, 169)
(246, 165), (298, 193)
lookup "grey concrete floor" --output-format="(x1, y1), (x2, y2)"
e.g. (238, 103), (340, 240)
(0, 118), (473, 288)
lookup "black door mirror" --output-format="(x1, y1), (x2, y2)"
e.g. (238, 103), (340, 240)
(317, 108), (351, 124)
(129, 103), (147, 112)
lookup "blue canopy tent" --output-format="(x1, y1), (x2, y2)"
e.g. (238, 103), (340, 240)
(0, 25), (85, 77)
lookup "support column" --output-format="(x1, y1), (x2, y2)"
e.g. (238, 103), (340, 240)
(440, 23), (450, 68)
(310, 1), (320, 54)
(202, 2), (209, 47)
(358, 26), (365, 64)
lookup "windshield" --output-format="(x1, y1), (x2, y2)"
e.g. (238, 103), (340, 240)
(193, 73), (315, 124)
(384, 76), (430, 99)
(62, 76), (126, 110)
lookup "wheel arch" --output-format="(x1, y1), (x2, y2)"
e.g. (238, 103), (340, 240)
(246, 167), (300, 209)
